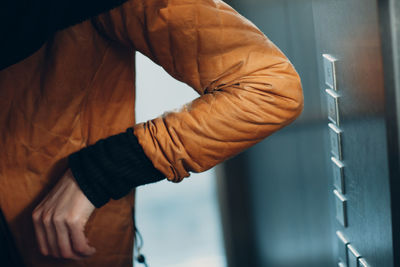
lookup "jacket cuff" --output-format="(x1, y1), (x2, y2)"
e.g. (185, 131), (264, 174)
(68, 128), (165, 208)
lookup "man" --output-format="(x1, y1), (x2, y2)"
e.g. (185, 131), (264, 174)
(0, 0), (304, 266)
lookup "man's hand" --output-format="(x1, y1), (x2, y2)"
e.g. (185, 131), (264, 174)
(32, 169), (96, 260)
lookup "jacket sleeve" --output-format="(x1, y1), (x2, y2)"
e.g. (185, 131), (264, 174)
(93, 0), (304, 182)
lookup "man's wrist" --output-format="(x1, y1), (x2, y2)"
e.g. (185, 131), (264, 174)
(68, 128), (165, 208)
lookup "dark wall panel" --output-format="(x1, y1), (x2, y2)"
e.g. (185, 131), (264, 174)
(312, 0), (394, 266)
(225, 1), (335, 266)
(220, 0), (397, 266)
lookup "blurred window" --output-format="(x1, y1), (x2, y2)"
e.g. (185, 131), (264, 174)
(134, 52), (226, 267)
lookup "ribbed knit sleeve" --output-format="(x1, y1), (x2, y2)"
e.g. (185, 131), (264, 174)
(68, 128), (165, 208)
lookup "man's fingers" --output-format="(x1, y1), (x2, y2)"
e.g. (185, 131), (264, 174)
(42, 211), (61, 258)
(33, 208), (93, 259)
(53, 215), (85, 260)
(67, 218), (96, 257)
(32, 170), (97, 260)
(32, 209), (50, 256)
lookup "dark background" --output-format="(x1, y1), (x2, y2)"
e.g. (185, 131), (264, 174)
(218, 0), (400, 266)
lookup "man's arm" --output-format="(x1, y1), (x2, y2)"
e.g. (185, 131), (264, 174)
(94, 0), (304, 181)
(32, 0), (303, 260)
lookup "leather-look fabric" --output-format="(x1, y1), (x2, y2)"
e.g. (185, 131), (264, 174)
(0, 0), (303, 266)
(94, 0), (304, 182)
(0, 20), (136, 267)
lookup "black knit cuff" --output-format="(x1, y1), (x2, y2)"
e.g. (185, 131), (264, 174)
(68, 128), (165, 208)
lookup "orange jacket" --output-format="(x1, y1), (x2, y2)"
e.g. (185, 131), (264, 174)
(0, 0), (303, 266)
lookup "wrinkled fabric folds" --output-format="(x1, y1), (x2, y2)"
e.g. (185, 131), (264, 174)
(94, 0), (304, 182)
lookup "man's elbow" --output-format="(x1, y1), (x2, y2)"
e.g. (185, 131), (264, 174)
(287, 74), (304, 122)
(260, 60), (304, 124)
(268, 71), (304, 125)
